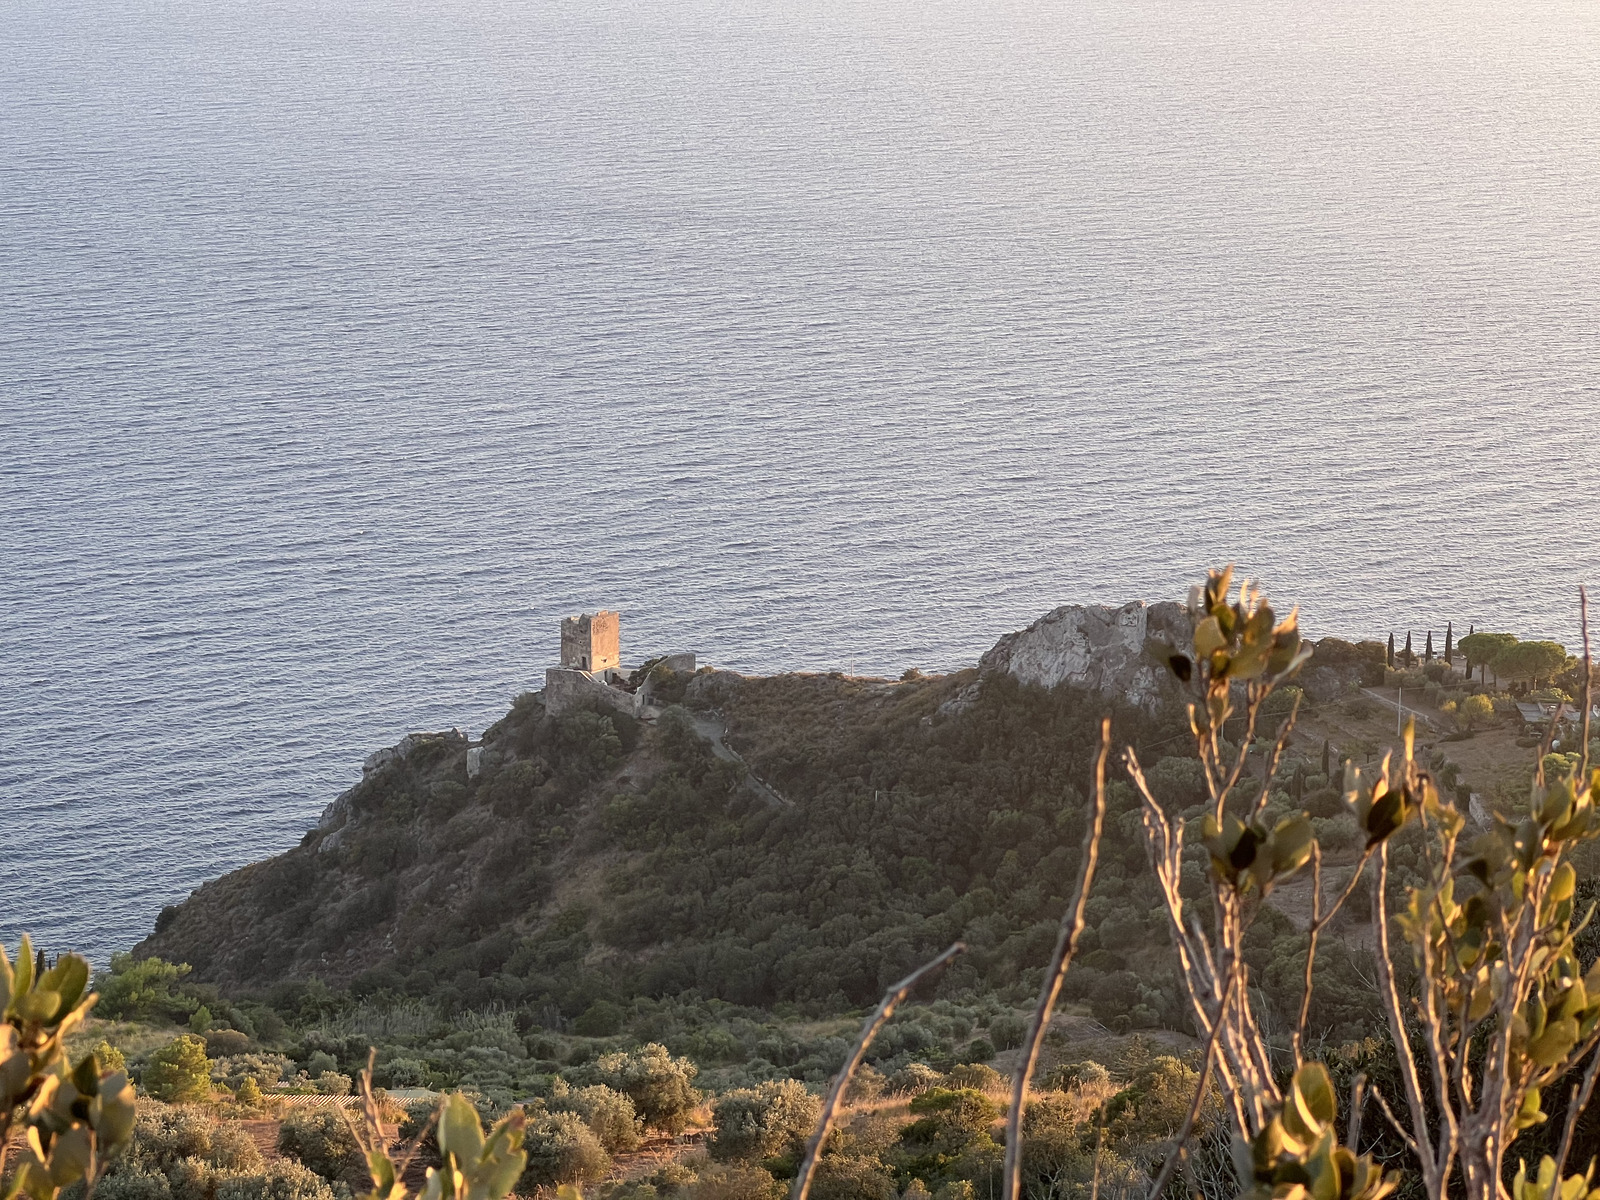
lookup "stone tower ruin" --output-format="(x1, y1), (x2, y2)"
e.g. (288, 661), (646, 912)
(560, 610), (620, 675)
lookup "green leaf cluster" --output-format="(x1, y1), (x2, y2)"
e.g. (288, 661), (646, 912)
(2, 936), (137, 1200)
(1237, 1064), (1398, 1200)
(1189, 566), (1310, 686)
(1200, 810), (1314, 895)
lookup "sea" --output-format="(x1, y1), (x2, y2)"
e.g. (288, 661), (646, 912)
(4, 0), (1600, 965)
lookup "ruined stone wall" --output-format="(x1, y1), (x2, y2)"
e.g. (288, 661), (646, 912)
(544, 667), (639, 718)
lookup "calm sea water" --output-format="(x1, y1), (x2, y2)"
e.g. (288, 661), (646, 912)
(4, 0), (1600, 964)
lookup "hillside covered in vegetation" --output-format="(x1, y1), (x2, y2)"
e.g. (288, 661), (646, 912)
(131, 637), (1412, 1069)
(67, 610), (1600, 1199)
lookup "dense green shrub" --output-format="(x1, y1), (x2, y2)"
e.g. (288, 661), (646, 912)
(582, 1043), (702, 1135)
(211, 1054), (293, 1091)
(709, 1079), (819, 1163)
(548, 1081), (641, 1153)
(516, 1112), (610, 1190)
(92, 1038), (129, 1073)
(215, 1163), (335, 1200)
(275, 1110), (364, 1185)
(88, 1101), (266, 1200)
(893, 1088), (1002, 1191)
(985, 1013), (1026, 1051)
(805, 1156), (897, 1200)
(204, 1030), (252, 1058)
(572, 999), (626, 1037)
(144, 1036), (213, 1103)
(681, 1162), (785, 1200)
(888, 1064), (943, 1096)
(95, 955), (201, 1022)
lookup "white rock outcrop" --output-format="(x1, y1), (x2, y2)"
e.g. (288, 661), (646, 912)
(978, 600), (1194, 712)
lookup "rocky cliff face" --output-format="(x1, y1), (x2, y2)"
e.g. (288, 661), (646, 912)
(978, 600), (1195, 712)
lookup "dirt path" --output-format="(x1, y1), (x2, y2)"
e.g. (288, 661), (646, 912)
(688, 712), (790, 807)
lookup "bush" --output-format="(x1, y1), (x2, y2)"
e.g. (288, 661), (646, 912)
(986, 1013), (1027, 1051)
(398, 1101), (441, 1162)
(374, 1057), (430, 1089)
(144, 1036), (213, 1103)
(1460, 693), (1495, 730)
(888, 1064), (943, 1096)
(312, 1072), (351, 1095)
(517, 1112), (610, 1191)
(959, 1038), (994, 1064)
(235, 1077), (263, 1107)
(92, 1100), (266, 1200)
(549, 1082), (641, 1153)
(710, 1079), (820, 1163)
(94, 1161), (176, 1200)
(303, 1051), (337, 1076)
(1302, 788), (1344, 820)
(91, 1039), (128, 1073)
(216, 1163), (335, 1200)
(572, 999), (626, 1038)
(94, 955), (199, 1022)
(205, 1030), (252, 1058)
(683, 1162), (785, 1200)
(276, 1110), (364, 1185)
(211, 1054), (294, 1091)
(805, 1155), (896, 1200)
(845, 1064), (886, 1104)
(132, 1101), (263, 1173)
(944, 1064), (1003, 1095)
(585, 1043), (702, 1135)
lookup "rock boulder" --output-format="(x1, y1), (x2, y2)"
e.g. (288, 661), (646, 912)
(978, 600), (1195, 712)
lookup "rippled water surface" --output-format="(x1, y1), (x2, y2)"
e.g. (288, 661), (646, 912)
(4, 0), (1600, 962)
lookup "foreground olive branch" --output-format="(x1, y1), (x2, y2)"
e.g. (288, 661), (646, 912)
(1000, 717), (1112, 1200)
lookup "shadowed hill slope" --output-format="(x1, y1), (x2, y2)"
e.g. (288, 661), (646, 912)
(136, 667), (1183, 1016)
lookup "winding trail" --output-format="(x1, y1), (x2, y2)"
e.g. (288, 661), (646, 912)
(687, 712), (791, 808)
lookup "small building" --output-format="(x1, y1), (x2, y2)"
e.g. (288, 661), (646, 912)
(544, 611), (696, 719)
(561, 610), (620, 676)
(548, 610), (635, 717)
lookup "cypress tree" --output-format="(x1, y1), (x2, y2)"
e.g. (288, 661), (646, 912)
(1404, 631), (1414, 667)
(1445, 621), (1454, 665)
(1388, 633), (1396, 668)
(1321, 738), (1330, 778)
(1425, 630), (1434, 662)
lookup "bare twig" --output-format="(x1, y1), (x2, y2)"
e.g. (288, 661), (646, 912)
(793, 942), (966, 1200)
(1292, 843), (1323, 1069)
(1369, 1083), (1421, 1158)
(1557, 1041), (1600, 1181)
(1002, 718), (1113, 1200)
(346, 1048), (435, 1195)
(1372, 846), (1439, 1189)
(1348, 1072), (1367, 1152)
(1250, 694), (1303, 821)
(1581, 587), (1592, 780)
(1145, 963), (1235, 1200)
